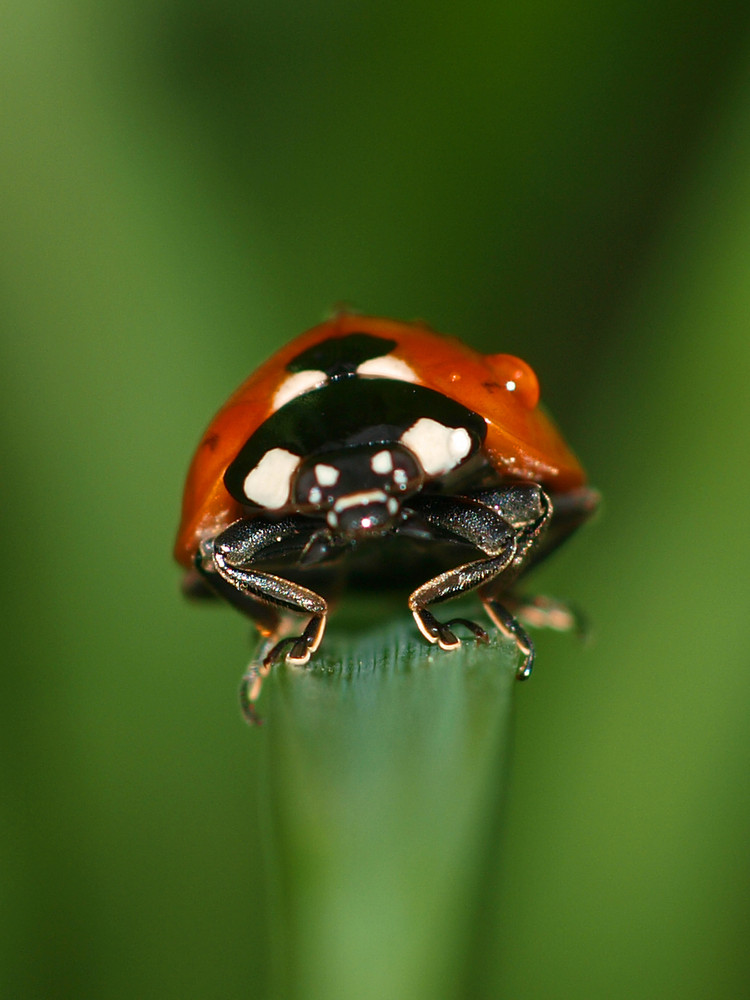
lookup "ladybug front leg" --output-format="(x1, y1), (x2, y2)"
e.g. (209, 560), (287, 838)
(404, 488), (551, 677)
(403, 494), (519, 651)
(200, 515), (329, 666)
(198, 515), (330, 721)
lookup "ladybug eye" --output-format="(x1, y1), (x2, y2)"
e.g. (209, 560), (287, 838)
(485, 354), (540, 409)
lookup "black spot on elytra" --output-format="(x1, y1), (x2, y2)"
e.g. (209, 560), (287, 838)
(287, 333), (397, 379)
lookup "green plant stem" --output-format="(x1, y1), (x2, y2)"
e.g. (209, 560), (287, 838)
(257, 606), (517, 1000)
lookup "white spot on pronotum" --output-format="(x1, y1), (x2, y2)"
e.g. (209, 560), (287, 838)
(242, 448), (301, 508)
(370, 449), (393, 475)
(308, 486), (323, 504)
(387, 497), (400, 515)
(272, 369), (327, 411)
(356, 355), (417, 382)
(393, 468), (408, 487)
(314, 463), (340, 486)
(400, 419), (472, 477)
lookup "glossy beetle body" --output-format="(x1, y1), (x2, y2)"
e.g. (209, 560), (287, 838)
(175, 314), (598, 720)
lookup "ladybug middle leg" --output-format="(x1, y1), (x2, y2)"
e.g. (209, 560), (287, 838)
(403, 485), (552, 676)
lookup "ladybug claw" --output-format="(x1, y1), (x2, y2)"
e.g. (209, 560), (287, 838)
(513, 633), (536, 680)
(239, 663), (270, 725)
(413, 607), (489, 650)
(263, 636), (295, 667)
(436, 625), (460, 650)
(444, 618), (489, 644)
(283, 613), (327, 665)
(240, 614), (327, 723)
(238, 629), (312, 725)
(286, 638), (312, 665)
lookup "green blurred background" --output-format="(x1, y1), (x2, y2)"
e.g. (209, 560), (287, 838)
(2, 0), (750, 997)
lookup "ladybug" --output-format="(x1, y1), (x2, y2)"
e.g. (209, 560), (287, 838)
(175, 313), (598, 721)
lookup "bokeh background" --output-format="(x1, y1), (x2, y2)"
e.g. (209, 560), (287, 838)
(2, 1), (750, 997)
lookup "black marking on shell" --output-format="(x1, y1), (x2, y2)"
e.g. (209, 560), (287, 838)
(286, 332), (397, 380)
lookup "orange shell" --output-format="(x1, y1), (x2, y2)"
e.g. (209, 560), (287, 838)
(174, 315), (587, 568)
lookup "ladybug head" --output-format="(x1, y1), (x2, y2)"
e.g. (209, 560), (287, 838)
(293, 443), (424, 538)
